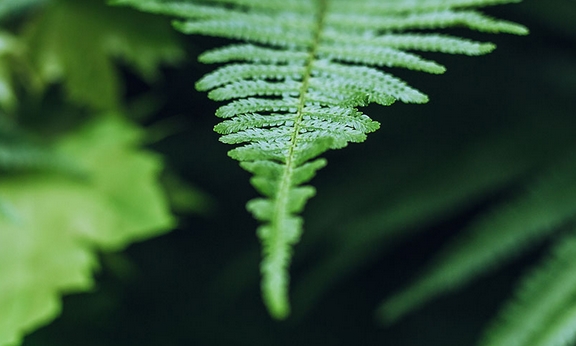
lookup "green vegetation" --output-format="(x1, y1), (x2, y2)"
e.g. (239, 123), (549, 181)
(1, 0), (575, 345)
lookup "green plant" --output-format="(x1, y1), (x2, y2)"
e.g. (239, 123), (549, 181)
(0, 0), (188, 344)
(112, 0), (527, 320)
(6, 1), (576, 345)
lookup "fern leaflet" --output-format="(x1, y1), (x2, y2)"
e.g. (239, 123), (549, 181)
(377, 150), (576, 324)
(480, 232), (576, 346)
(112, 0), (527, 319)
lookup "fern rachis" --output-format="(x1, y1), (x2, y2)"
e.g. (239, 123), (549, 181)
(113, 0), (527, 319)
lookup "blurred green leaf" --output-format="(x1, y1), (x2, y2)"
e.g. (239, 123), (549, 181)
(23, 0), (183, 110)
(377, 149), (576, 323)
(0, 115), (175, 346)
(479, 232), (576, 346)
(0, 0), (47, 22)
(0, 31), (20, 112)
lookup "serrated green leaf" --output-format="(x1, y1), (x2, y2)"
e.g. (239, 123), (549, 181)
(24, 0), (183, 110)
(0, 115), (175, 346)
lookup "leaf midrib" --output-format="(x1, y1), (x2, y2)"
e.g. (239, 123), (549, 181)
(267, 0), (328, 302)
(272, 0), (326, 223)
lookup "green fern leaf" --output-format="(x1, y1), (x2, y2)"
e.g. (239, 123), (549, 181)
(113, 0), (527, 319)
(377, 151), (576, 323)
(479, 233), (576, 346)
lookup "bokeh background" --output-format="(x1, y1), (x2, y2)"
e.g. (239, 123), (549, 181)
(2, 0), (574, 345)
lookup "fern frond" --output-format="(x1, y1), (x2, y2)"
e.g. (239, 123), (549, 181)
(317, 44), (447, 73)
(199, 44), (309, 64)
(196, 64), (305, 90)
(327, 10), (526, 34)
(331, 0), (525, 14)
(480, 233), (576, 346)
(331, 34), (497, 55)
(377, 152), (576, 323)
(113, 0), (526, 319)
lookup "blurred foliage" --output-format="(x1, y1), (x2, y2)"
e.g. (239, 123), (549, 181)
(0, 116), (175, 345)
(0, 0), (574, 345)
(0, 0), (194, 344)
(23, 0), (183, 110)
(0, 0), (47, 22)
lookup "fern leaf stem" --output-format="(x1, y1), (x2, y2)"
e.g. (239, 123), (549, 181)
(289, 0), (327, 158)
(262, 0), (328, 319)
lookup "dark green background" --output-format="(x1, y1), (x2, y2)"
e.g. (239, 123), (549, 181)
(19, 1), (576, 345)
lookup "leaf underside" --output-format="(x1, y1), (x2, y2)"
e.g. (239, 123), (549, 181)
(113, 0), (527, 319)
